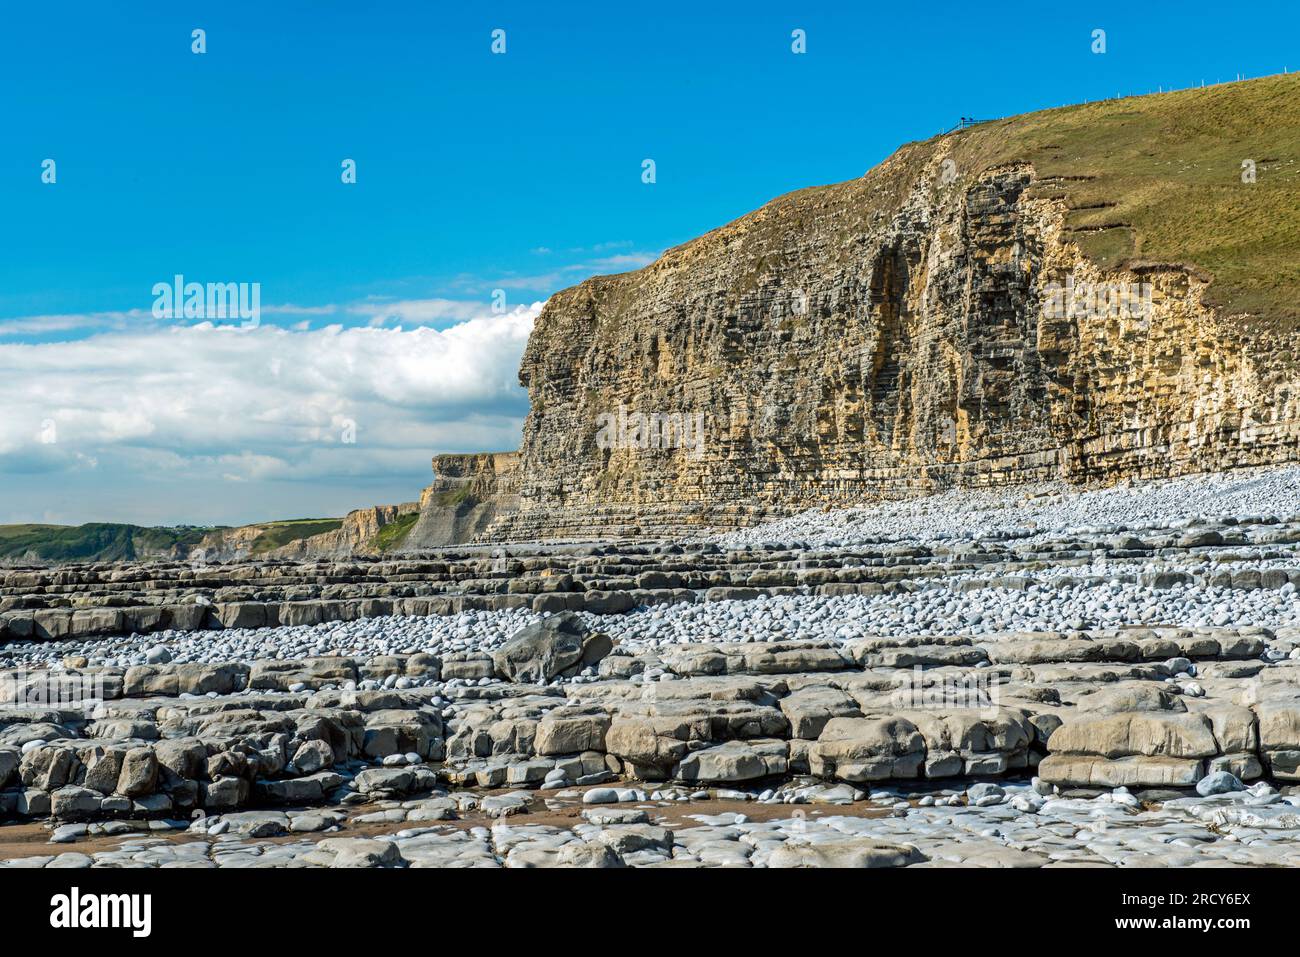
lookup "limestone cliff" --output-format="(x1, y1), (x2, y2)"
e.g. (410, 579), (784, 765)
(482, 74), (1300, 539)
(275, 503), (420, 557)
(405, 453), (520, 547)
(196, 504), (419, 560)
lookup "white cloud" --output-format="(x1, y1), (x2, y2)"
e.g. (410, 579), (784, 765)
(0, 308), (154, 337)
(347, 298), (504, 327)
(0, 242), (664, 523)
(262, 303), (339, 316)
(0, 304), (541, 493)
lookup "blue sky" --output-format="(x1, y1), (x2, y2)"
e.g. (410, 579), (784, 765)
(1, 1), (1295, 525)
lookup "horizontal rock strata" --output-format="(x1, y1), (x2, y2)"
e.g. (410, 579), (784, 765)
(5, 510), (1300, 642)
(1, 614), (1293, 826)
(3, 497), (1300, 866)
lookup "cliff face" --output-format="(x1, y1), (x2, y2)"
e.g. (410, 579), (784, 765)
(196, 504), (419, 560)
(274, 504), (420, 557)
(489, 76), (1300, 539)
(196, 524), (266, 560)
(404, 453), (520, 547)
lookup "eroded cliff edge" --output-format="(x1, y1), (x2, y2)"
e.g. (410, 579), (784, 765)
(460, 75), (1300, 540)
(406, 453), (521, 548)
(480, 77), (1300, 538)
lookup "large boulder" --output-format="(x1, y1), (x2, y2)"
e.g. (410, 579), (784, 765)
(362, 709), (443, 760)
(124, 662), (248, 697)
(202, 776), (251, 810)
(305, 837), (404, 869)
(153, 738), (208, 781)
(779, 686), (862, 739)
(672, 739), (788, 783)
(353, 767), (418, 796)
(493, 612), (611, 683)
(1252, 702), (1300, 780)
(809, 716), (926, 782)
(80, 746), (127, 794)
(249, 657), (357, 692)
(534, 707), (611, 755)
(1037, 754), (1205, 787)
(1046, 712), (1218, 759)
(117, 747), (159, 797)
(291, 740), (335, 774)
(659, 641), (852, 677)
(604, 716), (693, 775)
(0, 748), (18, 788)
(215, 602), (273, 629)
(19, 746), (81, 791)
(50, 785), (103, 821)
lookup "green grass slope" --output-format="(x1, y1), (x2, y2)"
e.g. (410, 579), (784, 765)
(949, 73), (1300, 323)
(246, 519), (345, 555)
(0, 523), (213, 562)
(370, 512), (419, 553)
(0, 518), (347, 563)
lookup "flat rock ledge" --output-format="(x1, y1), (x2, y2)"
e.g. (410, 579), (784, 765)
(6, 509), (1300, 644)
(4, 505), (1300, 866)
(2, 623), (1296, 850)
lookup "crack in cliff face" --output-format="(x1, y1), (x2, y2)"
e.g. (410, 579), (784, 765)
(866, 236), (915, 452)
(427, 148), (1299, 542)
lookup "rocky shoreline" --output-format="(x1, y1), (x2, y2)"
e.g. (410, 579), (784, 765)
(3, 473), (1300, 867)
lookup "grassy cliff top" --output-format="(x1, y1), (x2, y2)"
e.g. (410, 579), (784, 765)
(245, 519), (345, 555)
(562, 73), (1299, 330)
(0, 518), (343, 563)
(0, 523), (214, 562)
(953, 72), (1300, 323)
